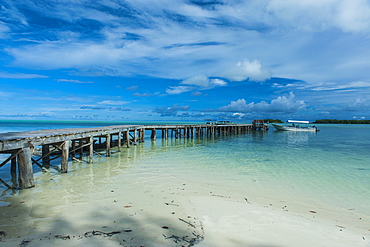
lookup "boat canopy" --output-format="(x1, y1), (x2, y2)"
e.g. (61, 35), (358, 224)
(287, 120), (310, 124)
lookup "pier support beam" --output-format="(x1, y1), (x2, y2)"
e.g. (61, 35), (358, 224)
(17, 147), (35, 188)
(133, 130), (137, 145)
(125, 131), (130, 148)
(106, 134), (111, 157)
(61, 141), (69, 173)
(42, 145), (50, 167)
(151, 129), (157, 140)
(89, 137), (94, 163)
(117, 132), (122, 152)
(140, 128), (145, 142)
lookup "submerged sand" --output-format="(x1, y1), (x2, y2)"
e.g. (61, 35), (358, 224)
(0, 145), (369, 247)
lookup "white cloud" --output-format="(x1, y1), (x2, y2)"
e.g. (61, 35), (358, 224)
(181, 74), (210, 87)
(210, 79), (227, 86)
(304, 80), (370, 91)
(2, 0), (370, 118)
(154, 104), (190, 116)
(56, 79), (93, 83)
(347, 96), (370, 110)
(220, 59), (271, 82)
(0, 71), (48, 79)
(267, 0), (370, 32)
(0, 21), (10, 38)
(218, 92), (305, 113)
(133, 92), (152, 97)
(97, 100), (129, 105)
(181, 75), (228, 88)
(165, 86), (194, 95)
(126, 86), (139, 91)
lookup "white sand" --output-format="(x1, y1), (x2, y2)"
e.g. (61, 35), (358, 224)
(1, 176), (369, 247)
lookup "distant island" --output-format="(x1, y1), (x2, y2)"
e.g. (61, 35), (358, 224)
(261, 119), (284, 123)
(259, 119), (369, 124)
(313, 119), (370, 124)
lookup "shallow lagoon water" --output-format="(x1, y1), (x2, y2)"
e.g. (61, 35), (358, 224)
(0, 121), (369, 245)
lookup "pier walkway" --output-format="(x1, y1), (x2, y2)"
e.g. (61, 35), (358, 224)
(0, 123), (267, 189)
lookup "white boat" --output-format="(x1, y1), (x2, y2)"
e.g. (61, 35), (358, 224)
(272, 120), (319, 132)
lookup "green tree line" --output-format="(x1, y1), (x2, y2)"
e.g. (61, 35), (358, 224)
(261, 119), (284, 123)
(313, 119), (370, 124)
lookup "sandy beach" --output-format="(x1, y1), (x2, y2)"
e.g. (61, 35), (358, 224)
(0, 170), (369, 247)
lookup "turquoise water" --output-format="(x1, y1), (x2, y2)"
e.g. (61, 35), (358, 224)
(0, 121), (369, 224)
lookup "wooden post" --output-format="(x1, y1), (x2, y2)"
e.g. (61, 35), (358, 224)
(141, 128), (145, 142)
(89, 137), (93, 163)
(17, 147), (35, 188)
(118, 132), (121, 152)
(126, 131), (130, 148)
(106, 134), (111, 156)
(71, 140), (76, 157)
(79, 140), (83, 158)
(11, 154), (17, 188)
(133, 130), (137, 145)
(61, 141), (69, 173)
(42, 145), (50, 167)
(151, 129), (156, 140)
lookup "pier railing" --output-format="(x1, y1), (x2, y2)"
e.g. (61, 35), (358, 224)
(0, 123), (267, 189)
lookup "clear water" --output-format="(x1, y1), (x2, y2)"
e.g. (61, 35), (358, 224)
(0, 121), (369, 230)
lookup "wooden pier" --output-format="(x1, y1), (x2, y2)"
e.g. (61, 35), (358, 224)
(0, 123), (268, 189)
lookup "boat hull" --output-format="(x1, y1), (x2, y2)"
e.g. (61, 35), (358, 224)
(272, 124), (319, 132)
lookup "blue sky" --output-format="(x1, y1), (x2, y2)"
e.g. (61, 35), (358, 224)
(1, 0), (370, 122)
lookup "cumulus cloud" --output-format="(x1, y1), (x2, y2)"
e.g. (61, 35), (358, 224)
(218, 92), (305, 113)
(220, 59), (271, 82)
(154, 104), (190, 116)
(0, 71), (48, 79)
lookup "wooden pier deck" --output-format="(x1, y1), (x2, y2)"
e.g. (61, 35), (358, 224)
(0, 123), (267, 189)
